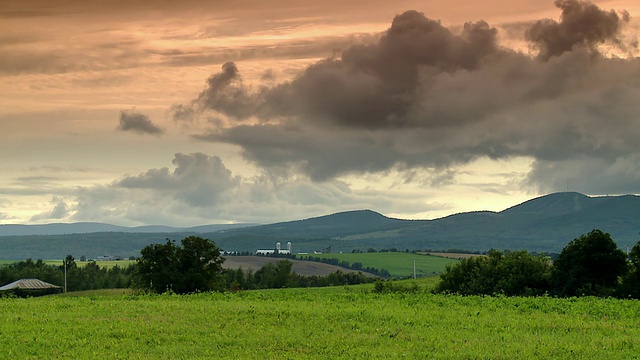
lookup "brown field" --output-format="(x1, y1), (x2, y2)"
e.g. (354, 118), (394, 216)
(222, 256), (376, 277)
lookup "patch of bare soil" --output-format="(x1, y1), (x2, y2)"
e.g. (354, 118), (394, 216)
(222, 256), (376, 277)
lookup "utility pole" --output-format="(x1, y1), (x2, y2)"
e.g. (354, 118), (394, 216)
(64, 258), (67, 293)
(413, 259), (416, 279)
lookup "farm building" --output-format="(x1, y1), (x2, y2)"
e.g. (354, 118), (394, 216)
(256, 242), (292, 255)
(0, 278), (62, 297)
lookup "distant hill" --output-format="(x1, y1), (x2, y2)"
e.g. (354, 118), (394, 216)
(0, 222), (256, 237)
(199, 192), (640, 254)
(0, 192), (638, 259)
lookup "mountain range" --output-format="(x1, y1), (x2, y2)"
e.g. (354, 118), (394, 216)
(0, 192), (638, 260)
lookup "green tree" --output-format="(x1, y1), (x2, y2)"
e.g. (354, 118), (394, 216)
(492, 250), (551, 296)
(254, 260), (298, 289)
(134, 239), (180, 293)
(61, 255), (80, 292)
(435, 250), (551, 296)
(620, 241), (640, 298)
(134, 236), (225, 294)
(176, 236), (225, 293)
(551, 229), (627, 297)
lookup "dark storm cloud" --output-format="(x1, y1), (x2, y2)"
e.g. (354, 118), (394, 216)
(322, 16), (499, 129)
(180, 2), (640, 193)
(526, 0), (631, 60)
(118, 110), (164, 135)
(172, 62), (264, 123)
(193, 62), (258, 120)
(185, 11), (501, 129)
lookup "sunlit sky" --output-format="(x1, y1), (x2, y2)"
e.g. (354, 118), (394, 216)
(1, 0), (639, 226)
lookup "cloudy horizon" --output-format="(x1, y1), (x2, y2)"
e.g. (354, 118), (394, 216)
(1, 0), (639, 226)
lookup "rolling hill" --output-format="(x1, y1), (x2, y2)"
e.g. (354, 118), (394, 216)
(0, 192), (638, 259)
(0, 223), (255, 237)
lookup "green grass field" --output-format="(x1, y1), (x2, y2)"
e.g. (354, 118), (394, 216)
(1, 281), (638, 359)
(2, 254), (452, 277)
(0, 260), (136, 269)
(302, 252), (458, 277)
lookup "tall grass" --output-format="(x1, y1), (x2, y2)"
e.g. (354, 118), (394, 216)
(1, 285), (638, 359)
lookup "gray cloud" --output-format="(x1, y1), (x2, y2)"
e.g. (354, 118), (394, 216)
(193, 62), (259, 121)
(185, 12), (501, 130)
(118, 109), (164, 135)
(177, 2), (640, 196)
(14, 176), (61, 185)
(29, 196), (70, 222)
(526, 0), (631, 60)
(22, 165), (94, 173)
(116, 153), (238, 207)
(71, 153), (446, 225)
(526, 155), (640, 195)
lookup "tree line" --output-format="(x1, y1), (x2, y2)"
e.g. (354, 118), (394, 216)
(6, 230), (637, 298)
(132, 236), (374, 294)
(0, 257), (135, 292)
(435, 229), (640, 298)
(1, 241), (374, 296)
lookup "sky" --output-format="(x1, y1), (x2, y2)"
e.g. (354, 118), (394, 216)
(1, 0), (639, 226)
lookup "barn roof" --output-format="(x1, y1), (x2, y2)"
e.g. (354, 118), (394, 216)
(0, 278), (61, 291)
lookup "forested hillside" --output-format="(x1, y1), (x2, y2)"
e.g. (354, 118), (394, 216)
(1, 192), (639, 259)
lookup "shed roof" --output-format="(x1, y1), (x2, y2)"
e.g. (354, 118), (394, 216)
(0, 278), (61, 291)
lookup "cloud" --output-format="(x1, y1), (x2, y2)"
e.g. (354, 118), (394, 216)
(29, 196), (70, 222)
(526, 0), (631, 60)
(22, 165), (93, 173)
(174, 2), (640, 195)
(71, 153), (448, 225)
(0, 198), (13, 221)
(526, 155), (640, 195)
(116, 152), (239, 207)
(118, 109), (164, 135)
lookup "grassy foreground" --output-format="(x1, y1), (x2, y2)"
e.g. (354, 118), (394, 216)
(1, 281), (639, 359)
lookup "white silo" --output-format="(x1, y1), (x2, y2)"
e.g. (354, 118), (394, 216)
(287, 242), (292, 253)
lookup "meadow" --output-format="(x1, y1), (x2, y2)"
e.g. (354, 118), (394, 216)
(303, 252), (458, 277)
(0, 260), (136, 269)
(1, 279), (639, 359)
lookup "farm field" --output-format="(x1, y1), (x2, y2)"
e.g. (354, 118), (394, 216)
(1, 253), (454, 277)
(222, 256), (376, 277)
(1, 283), (638, 359)
(302, 252), (458, 277)
(0, 260), (136, 269)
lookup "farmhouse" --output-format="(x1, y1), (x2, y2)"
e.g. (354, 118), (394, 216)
(0, 278), (62, 297)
